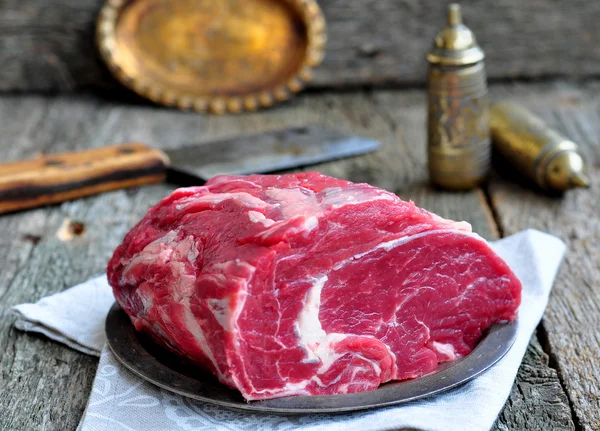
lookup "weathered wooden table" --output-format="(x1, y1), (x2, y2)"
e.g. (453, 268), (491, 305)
(0, 81), (598, 430)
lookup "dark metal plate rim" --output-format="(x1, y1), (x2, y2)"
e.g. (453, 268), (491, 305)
(106, 303), (518, 414)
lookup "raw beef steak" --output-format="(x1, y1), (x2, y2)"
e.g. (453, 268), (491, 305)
(108, 172), (521, 401)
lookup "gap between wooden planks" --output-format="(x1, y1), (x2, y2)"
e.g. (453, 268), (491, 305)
(0, 84), (589, 430)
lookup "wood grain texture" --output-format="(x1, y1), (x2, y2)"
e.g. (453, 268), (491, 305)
(0, 89), (573, 430)
(488, 81), (600, 431)
(0, 143), (168, 214)
(493, 335), (574, 431)
(1, 0), (599, 92)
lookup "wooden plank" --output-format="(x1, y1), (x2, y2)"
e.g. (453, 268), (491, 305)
(0, 89), (573, 430)
(0, 0), (599, 92)
(0, 187), (172, 431)
(494, 335), (575, 431)
(488, 81), (600, 431)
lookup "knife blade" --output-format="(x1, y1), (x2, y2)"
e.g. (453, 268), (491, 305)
(166, 125), (380, 180)
(0, 126), (380, 215)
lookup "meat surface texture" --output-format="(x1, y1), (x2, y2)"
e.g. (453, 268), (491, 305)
(108, 172), (522, 401)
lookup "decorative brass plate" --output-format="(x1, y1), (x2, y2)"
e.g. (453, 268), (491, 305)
(97, 0), (326, 114)
(106, 303), (518, 414)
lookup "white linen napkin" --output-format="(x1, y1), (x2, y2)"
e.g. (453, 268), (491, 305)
(11, 229), (566, 431)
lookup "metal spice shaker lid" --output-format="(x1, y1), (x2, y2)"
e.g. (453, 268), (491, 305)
(426, 4), (484, 67)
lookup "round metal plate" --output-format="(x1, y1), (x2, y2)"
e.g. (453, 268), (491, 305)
(97, 0), (326, 114)
(106, 303), (518, 414)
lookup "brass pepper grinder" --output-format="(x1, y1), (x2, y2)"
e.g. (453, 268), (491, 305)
(426, 4), (490, 190)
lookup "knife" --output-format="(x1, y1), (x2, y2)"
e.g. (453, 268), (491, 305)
(0, 125), (380, 215)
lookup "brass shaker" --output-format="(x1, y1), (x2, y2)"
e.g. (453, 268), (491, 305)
(426, 4), (490, 189)
(490, 103), (590, 191)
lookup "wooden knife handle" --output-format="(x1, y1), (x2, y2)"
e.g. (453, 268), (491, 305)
(0, 143), (170, 215)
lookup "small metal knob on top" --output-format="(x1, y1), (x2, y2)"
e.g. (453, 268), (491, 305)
(426, 4), (484, 66)
(447, 3), (461, 26)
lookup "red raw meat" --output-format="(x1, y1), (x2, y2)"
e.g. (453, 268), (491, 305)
(107, 172), (521, 401)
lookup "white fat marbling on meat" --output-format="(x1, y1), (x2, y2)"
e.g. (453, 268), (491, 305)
(120, 231), (180, 284)
(205, 282), (248, 333)
(127, 232), (199, 300)
(313, 333), (349, 373)
(210, 260), (257, 274)
(197, 273), (227, 287)
(155, 230), (179, 244)
(180, 301), (233, 384)
(335, 229), (486, 271)
(249, 187), (394, 244)
(320, 187), (395, 209)
(208, 298), (231, 330)
(265, 188), (318, 218)
(138, 287), (154, 312)
(431, 341), (457, 361)
(295, 275), (328, 358)
(186, 239), (200, 263)
(279, 378), (310, 393)
(291, 275), (354, 387)
(247, 211), (276, 227)
(246, 381), (310, 398)
(281, 349), (377, 392)
(241, 271), (385, 395)
(203, 261), (254, 333)
(175, 192), (268, 211)
(310, 372), (343, 389)
(378, 229), (482, 252)
(170, 271), (197, 301)
(457, 276), (488, 301)
(430, 212), (472, 232)
(302, 216), (319, 233)
(231, 290), (248, 331)
(253, 216), (318, 241)
(207, 177), (262, 188)
(121, 252), (162, 284)
(348, 357), (380, 381)
(266, 186), (395, 222)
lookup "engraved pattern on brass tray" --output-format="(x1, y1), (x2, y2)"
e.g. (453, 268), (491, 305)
(105, 303), (518, 414)
(97, 0), (326, 114)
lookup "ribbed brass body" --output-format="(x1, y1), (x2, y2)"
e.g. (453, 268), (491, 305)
(426, 4), (490, 190)
(490, 103), (590, 191)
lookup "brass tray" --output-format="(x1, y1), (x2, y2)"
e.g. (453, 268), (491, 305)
(97, 0), (326, 114)
(106, 303), (518, 414)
